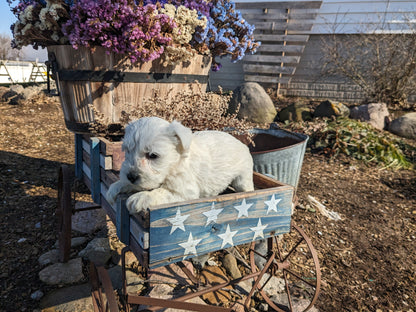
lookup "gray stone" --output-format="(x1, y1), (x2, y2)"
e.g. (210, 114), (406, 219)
(389, 112), (416, 139)
(278, 102), (312, 122)
(222, 253), (241, 279)
(21, 86), (42, 100)
(39, 258), (84, 285)
(191, 253), (210, 270)
(259, 273), (285, 295)
(143, 284), (207, 312)
(2, 85), (24, 105)
(71, 236), (88, 248)
(38, 249), (60, 266)
(314, 100), (350, 118)
(107, 266), (144, 293)
(228, 82), (277, 124)
(40, 283), (93, 312)
(72, 203), (107, 234)
(350, 103), (390, 130)
(253, 239), (267, 269)
(78, 237), (112, 265)
(30, 290), (44, 300)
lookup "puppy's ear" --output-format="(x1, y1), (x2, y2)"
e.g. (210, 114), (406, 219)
(168, 121), (192, 155)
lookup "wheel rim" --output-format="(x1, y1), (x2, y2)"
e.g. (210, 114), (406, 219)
(249, 223), (321, 312)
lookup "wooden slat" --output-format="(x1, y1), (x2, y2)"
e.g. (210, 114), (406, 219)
(245, 75), (292, 84)
(243, 12), (318, 21)
(90, 138), (101, 204)
(99, 136), (123, 156)
(131, 217), (149, 249)
(75, 134), (83, 180)
(244, 55), (301, 64)
(236, 1), (322, 10)
(100, 168), (119, 189)
(254, 34), (310, 42)
(117, 195), (130, 245)
(243, 64), (296, 75)
(254, 22), (314, 31)
(257, 44), (305, 53)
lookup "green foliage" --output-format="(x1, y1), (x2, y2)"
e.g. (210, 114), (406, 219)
(286, 118), (414, 169)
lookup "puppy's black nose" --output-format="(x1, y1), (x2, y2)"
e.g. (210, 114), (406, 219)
(127, 172), (139, 184)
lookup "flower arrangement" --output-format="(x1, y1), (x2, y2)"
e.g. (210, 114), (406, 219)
(8, 0), (260, 71)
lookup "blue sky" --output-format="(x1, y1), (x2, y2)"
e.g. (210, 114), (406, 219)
(1, 1), (15, 35)
(1, 1), (47, 61)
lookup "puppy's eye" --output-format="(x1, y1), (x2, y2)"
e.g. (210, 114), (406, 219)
(145, 152), (159, 160)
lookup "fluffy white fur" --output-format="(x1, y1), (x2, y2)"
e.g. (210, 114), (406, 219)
(106, 117), (254, 214)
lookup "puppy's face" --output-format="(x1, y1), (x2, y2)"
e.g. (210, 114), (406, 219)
(120, 117), (192, 191)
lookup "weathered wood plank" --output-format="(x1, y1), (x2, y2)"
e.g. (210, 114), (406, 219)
(257, 44), (305, 53)
(75, 134), (83, 180)
(254, 22), (314, 31)
(117, 195), (130, 245)
(236, 1), (322, 10)
(98, 136), (123, 156)
(90, 138), (101, 204)
(100, 168), (119, 189)
(243, 55), (301, 64)
(131, 217), (149, 250)
(243, 64), (296, 75)
(147, 185), (293, 268)
(244, 75), (292, 84)
(253, 34), (310, 42)
(242, 12), (318, 21)
(83, 137), (114, 170)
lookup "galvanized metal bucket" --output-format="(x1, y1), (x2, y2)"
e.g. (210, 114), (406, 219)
(247, 125), (308, 191)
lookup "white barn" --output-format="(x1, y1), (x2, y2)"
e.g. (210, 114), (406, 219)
(209, 0), (416, 103)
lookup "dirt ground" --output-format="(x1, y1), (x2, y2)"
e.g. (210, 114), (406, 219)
(0, 89), (415, 312)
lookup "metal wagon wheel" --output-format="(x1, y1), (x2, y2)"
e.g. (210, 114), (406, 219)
(56, 165), (72, 263)
(249, 223), (321, 312)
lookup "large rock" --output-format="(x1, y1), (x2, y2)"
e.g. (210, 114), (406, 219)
(314, 100), (350, 118)
(228, 82), (277, 124)
(278, 102), (312, 122)
(389, 112), (416, 139)
(39, 258), (84, 285)
(350, 103), (389, 130)
(72, 202), (107, 234)
(78, 237), (112, 265)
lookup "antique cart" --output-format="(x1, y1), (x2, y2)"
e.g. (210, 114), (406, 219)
(56, 134), (321, 312)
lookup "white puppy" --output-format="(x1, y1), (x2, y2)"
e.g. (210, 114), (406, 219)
(106, 117), (254, 213)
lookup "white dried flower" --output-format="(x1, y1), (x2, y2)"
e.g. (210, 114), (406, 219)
(21, 24), (32, 36)
(51, 32), (60, 42)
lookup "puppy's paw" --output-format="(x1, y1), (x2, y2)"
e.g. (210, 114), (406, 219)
(106, 182), (122, 205)
(126, 191), (154, 214)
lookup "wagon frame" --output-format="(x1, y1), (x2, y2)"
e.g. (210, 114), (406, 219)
(56, 134), (321, 312)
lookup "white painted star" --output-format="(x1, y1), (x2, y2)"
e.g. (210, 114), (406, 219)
(234, 199), (253, 219)
(179, 232), (202, 256)
(265, 194), (282, 214)
(218, 224), (238, 249)
(250, 218), (268, 240)
(167, 208), (190, 234)
(202, 202), (223, 226)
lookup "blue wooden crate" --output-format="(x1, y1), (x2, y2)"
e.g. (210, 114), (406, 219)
(116, 173), (293, 269)
(76, 135), (294, 269)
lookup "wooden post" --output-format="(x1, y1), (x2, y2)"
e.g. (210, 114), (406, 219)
(90, 138), (101, 204)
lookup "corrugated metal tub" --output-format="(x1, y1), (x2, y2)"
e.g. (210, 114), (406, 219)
(240, 126), (308, 191)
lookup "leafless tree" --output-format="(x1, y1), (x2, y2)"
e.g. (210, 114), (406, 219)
(321, 16), (416, 108)
(0, 33), (23, 60)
